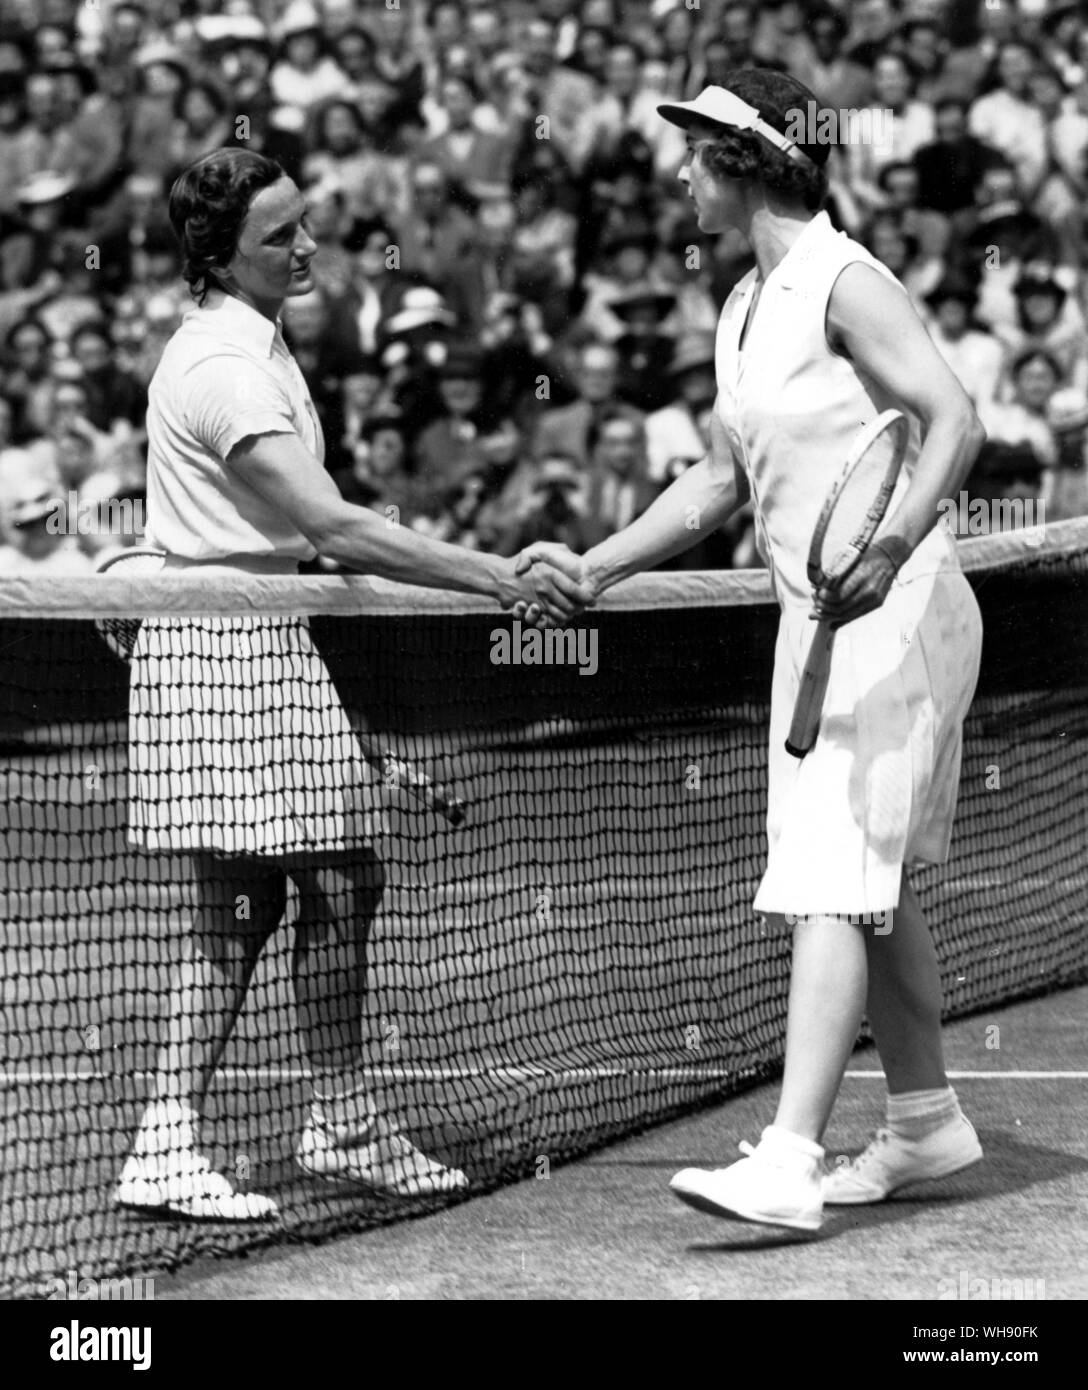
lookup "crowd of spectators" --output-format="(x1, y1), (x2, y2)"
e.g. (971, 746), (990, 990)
(2, 0), (1088, 575)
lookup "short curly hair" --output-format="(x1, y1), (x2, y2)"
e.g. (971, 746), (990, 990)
(693, 69), (830, 213)
(168, 148), (286, 305)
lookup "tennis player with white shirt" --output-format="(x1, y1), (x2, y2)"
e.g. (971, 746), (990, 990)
(116, 148), (587, 1219)
(521, 70), (988, 1232)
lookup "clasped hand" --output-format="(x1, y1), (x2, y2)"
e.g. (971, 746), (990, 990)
(812, 547), (898, 628)
(504, 542), (595, 628)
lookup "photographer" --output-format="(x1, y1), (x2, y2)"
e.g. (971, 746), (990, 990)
(495, 450), (594, 556)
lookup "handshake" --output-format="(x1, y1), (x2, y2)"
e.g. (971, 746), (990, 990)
(504, 542), (597, 628)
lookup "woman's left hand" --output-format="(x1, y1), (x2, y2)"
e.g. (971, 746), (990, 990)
(812, 547), (899, 628)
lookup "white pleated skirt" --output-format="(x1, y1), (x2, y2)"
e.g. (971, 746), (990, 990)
(127, 614), (387, 858)
(755, 565), (983, 917)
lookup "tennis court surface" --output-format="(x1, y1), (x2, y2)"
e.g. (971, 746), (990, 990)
(152, 984), (1088, 1301)
(1, 520), (1085, 1298)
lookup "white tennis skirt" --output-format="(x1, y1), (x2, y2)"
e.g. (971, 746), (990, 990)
(755, 563), (983, 918)
(127, 614), (386, 858)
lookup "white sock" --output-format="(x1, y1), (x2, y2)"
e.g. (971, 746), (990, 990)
(756, 1125), (825, 1172)
(136, 1098), (197, 1155)
(886, 1086), (960, 1141)
(311, 1071), (377, 1144)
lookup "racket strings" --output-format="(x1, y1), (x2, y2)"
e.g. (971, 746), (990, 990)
(816, 421), (906, 584)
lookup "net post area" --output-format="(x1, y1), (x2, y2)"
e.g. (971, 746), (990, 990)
(1, 525), (1086, 1297)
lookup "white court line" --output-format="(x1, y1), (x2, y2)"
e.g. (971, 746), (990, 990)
(3, 1066), (1087, 1085)
(846, 1070), (1088, 1080)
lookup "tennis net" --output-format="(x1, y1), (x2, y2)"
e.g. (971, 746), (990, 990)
(1, 520), (1086, 1297)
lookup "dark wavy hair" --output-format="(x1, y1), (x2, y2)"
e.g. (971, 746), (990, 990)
(168, 148), (285, 304)
(695, 69), (830, 212)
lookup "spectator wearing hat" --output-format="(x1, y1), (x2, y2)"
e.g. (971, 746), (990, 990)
(609, 286), (679, 413)
(530, 340), (642, 468)
(0, 450), (93, 576)
(379, 286), (460, 437)
(577, 223), (668, 345)
(412, 343), (500, 514)
(395, 162), (484, 331)
(271, 2), (347, 115)
(994, 263), (1088, 396)
(923, 271), (1004, 412)
(214, 25), (307, 186)
(643, 329), (717, 486)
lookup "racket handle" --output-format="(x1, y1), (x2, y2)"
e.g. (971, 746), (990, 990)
(785, 620), (836, 759)
(374, 750), (467, 827)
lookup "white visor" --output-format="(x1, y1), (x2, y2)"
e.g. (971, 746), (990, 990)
(657, 86), (815, 166)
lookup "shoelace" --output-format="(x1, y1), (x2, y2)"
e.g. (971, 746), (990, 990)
(844, 1128), (892, 1173)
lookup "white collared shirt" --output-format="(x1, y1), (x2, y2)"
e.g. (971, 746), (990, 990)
(145, 290), (324, 560)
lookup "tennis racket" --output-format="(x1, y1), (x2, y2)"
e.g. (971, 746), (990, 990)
(94, 547), (467, 827)
(785, 409), (910, 760)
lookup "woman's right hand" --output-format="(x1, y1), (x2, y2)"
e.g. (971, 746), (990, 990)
(508, 543), (597, 626)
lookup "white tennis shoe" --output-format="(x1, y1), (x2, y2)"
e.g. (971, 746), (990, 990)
(114, 1148), (279, 1221)
(297, 1115), (468, 1199)
(670, 1130), (824, 1232)
(823, 1116), (983, 1204)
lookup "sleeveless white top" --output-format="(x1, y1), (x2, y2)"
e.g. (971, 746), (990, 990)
(715, 210), (956, 608)
(715, 211), (983, 916)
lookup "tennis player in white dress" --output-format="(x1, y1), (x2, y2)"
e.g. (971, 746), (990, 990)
(521, 71), (988, 1233)
(116, 148), (587, 1220)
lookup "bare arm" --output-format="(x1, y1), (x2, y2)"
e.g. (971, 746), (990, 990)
(227, 432), (588, 616)
(582, 404), (748, 597)
(815, 261), (986, 624)
(830, 262), (985, 553)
